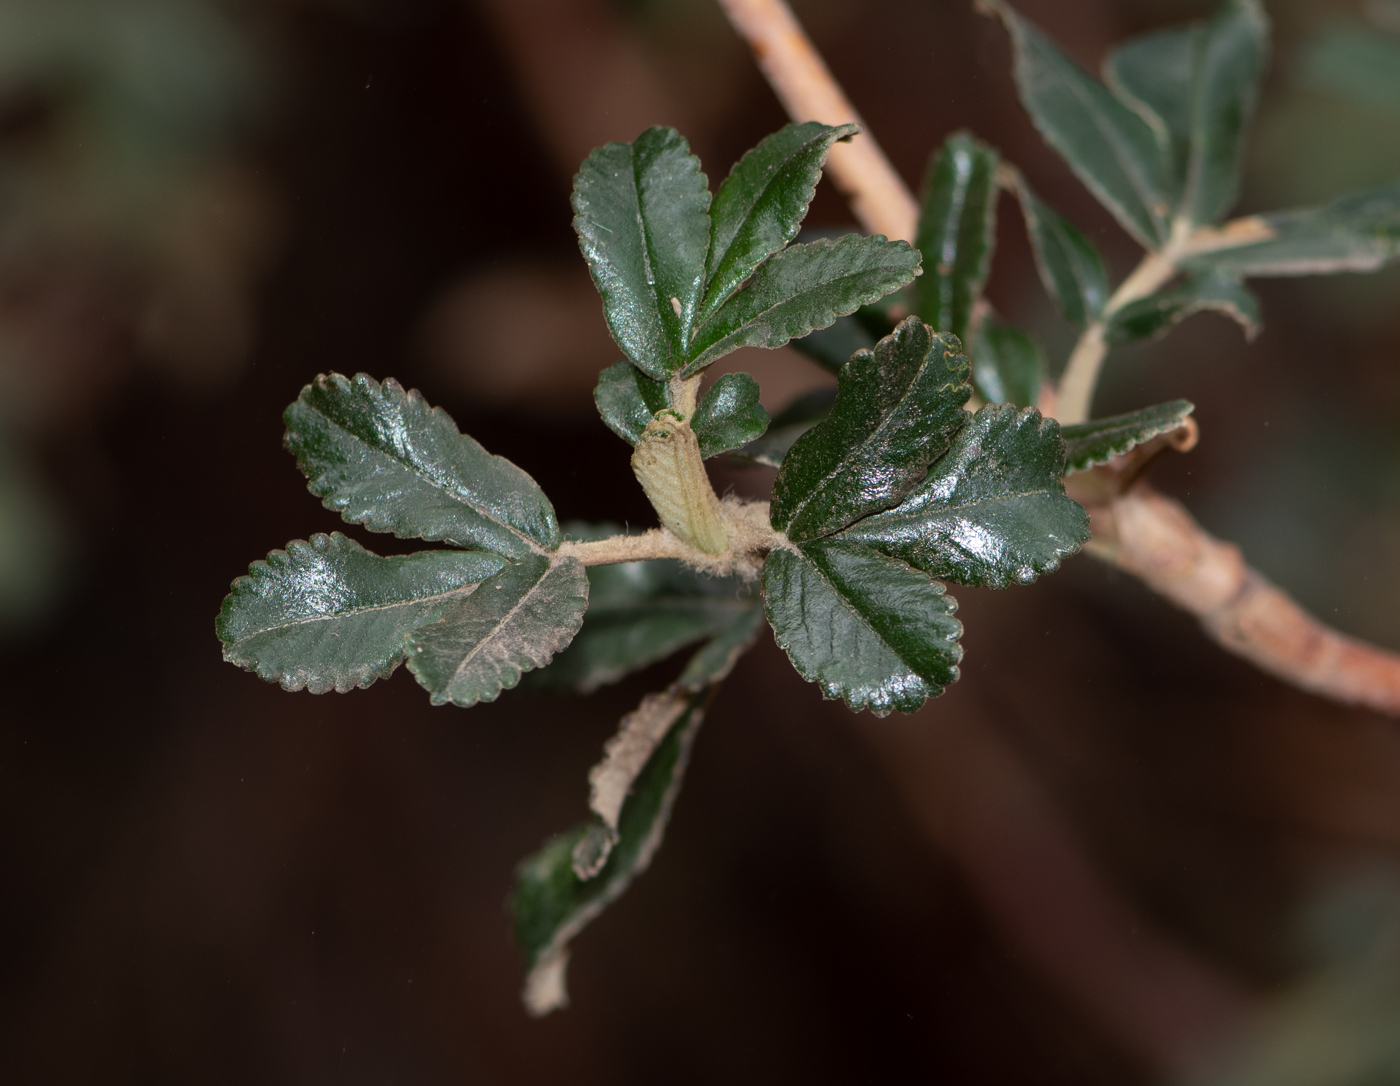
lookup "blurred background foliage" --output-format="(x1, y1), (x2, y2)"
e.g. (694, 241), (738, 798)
(1, 0), (1400, 1082)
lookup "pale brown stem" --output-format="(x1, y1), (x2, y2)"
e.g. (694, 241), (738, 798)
(717, 0), (1400, 715)
(715, 0), (919, 243)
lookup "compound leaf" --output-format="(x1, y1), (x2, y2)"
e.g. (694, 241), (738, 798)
(986, 0), (1172, 248)
(703, 121), (858, 321)
(593, 360), (671, 446)
(1179, 0), (1269, 227)
(837, 404), (1089, 587)
(406, 554), (588, 707)
(912, 131), (1000, 343)
(1181, 181), (1400, 277)
(1108, 270), (1259, 341)
(772, 317), (969, 541)
(684, 234), (922, 374)
(218, 533), (507, 695)
(1014, 180), (1109, 328)
(692, 372), (769, 459)
(512, 688), (706, 1016)
(763, 541), (962, 716)
(573, 127), (712, 379)
(972, 319), (1045, 407)
(285, 373), (558, 558)
(1060, 399), (1195, 473)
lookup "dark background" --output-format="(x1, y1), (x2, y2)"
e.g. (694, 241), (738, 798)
(2, 0), (1400, 1081)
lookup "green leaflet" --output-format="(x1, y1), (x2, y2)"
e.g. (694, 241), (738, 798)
(1105, 0), (1269, 226)
(684, 235), (923, 375)
(676, 604), (765, 692)
(734, 387), (836, 468)
(985, 0), (1172, 248)
(972, 319), (1045, 408)
(772, 317), (970, 541)
(285, 373), (559, 558)
(1060, 400), (1195, 474)
(763, 541), (963, 716)
(1105, 23), (1199, 202)
(912, 131), (1000, 343)
(703, 122), (858, 322)
(218, 533), (507, 695)
(1179, 0), (1269, 227)
(1014, 179), (1109, 328)
(1181, 181), (1400, 277)
(532, 549), (759, 694)
(837, 404), (1090, 587)
(692, 373), (770, 459)
(790, 314), (877, 374)
(406, 554), (588, 707)
(1108, 270), (1259, 342)
(512, 689), (706, 1016)
(572, 127), (712, 380)
(593, 360), (671, 446)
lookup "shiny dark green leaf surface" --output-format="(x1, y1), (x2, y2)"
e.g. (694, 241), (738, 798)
(702, 121), (857, 321)
(1060, 399), (1195, 473)
(837, 404), (1089, 587)
(285, 373), (558, 558)
(218, 532), (507, 695)
(988, 0), (1172, 247)
(406, 554), (588, 707)
(1108, 270), (1259, 341)
(531, 551), (757, 693)
(790, 314), (877, 374)
(762, 541), (962, 716)
(734, 387), (836, 467)
(684, 235), (922, 374)
(1181, 181), (1400, 277)
(1015, 181), (1109, 328)
(692, 372), (769, 459)
(593, 360), (671, 446)
(972, 319), (1045, 407)
(912, 131), (1000, 343)
(512, 689), (705, 1015)
(772, 317), (969, 541)
(572, 126), (712, 379)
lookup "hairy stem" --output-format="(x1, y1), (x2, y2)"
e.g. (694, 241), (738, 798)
(714, 0), (918, 243)
(715, 0), (1400, 716)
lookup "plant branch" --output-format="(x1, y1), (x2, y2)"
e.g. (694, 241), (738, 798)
(715, 0), (919, 243)
(716, 0), (1400, 717)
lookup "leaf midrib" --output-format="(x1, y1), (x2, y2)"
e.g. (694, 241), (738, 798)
(445, 561), (558, 690)
(236, 580), (484, 640)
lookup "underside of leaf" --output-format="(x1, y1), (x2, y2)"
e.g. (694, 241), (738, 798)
(1060, 399), (1195, 473)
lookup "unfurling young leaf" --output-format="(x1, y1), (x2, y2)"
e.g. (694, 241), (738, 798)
(572, 127), (711, 380)
(1108, 270), (1259, 342)
(972, 319), (1045, 408)
(218, 533), (507, 694)
(772, 317), (970, 541)
(837, 403), (1088, 587)
(982, 0), (1172, 248)
(1181, 180), (1400, 277)
(286, 373), (559, 558)
(1013, 178), (1109, 329)
(512, 688), (706, 1016)
(691, 373), (770, 459)
(763, 541), (963, 717)
(406, 554), (589, 708)
(684, 234), (922, 374)
(593, 360), (671, 446)
(1060, 400), (1196, 474)
(703, 121), (859, 322)
(912, 131), (1000, 344)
